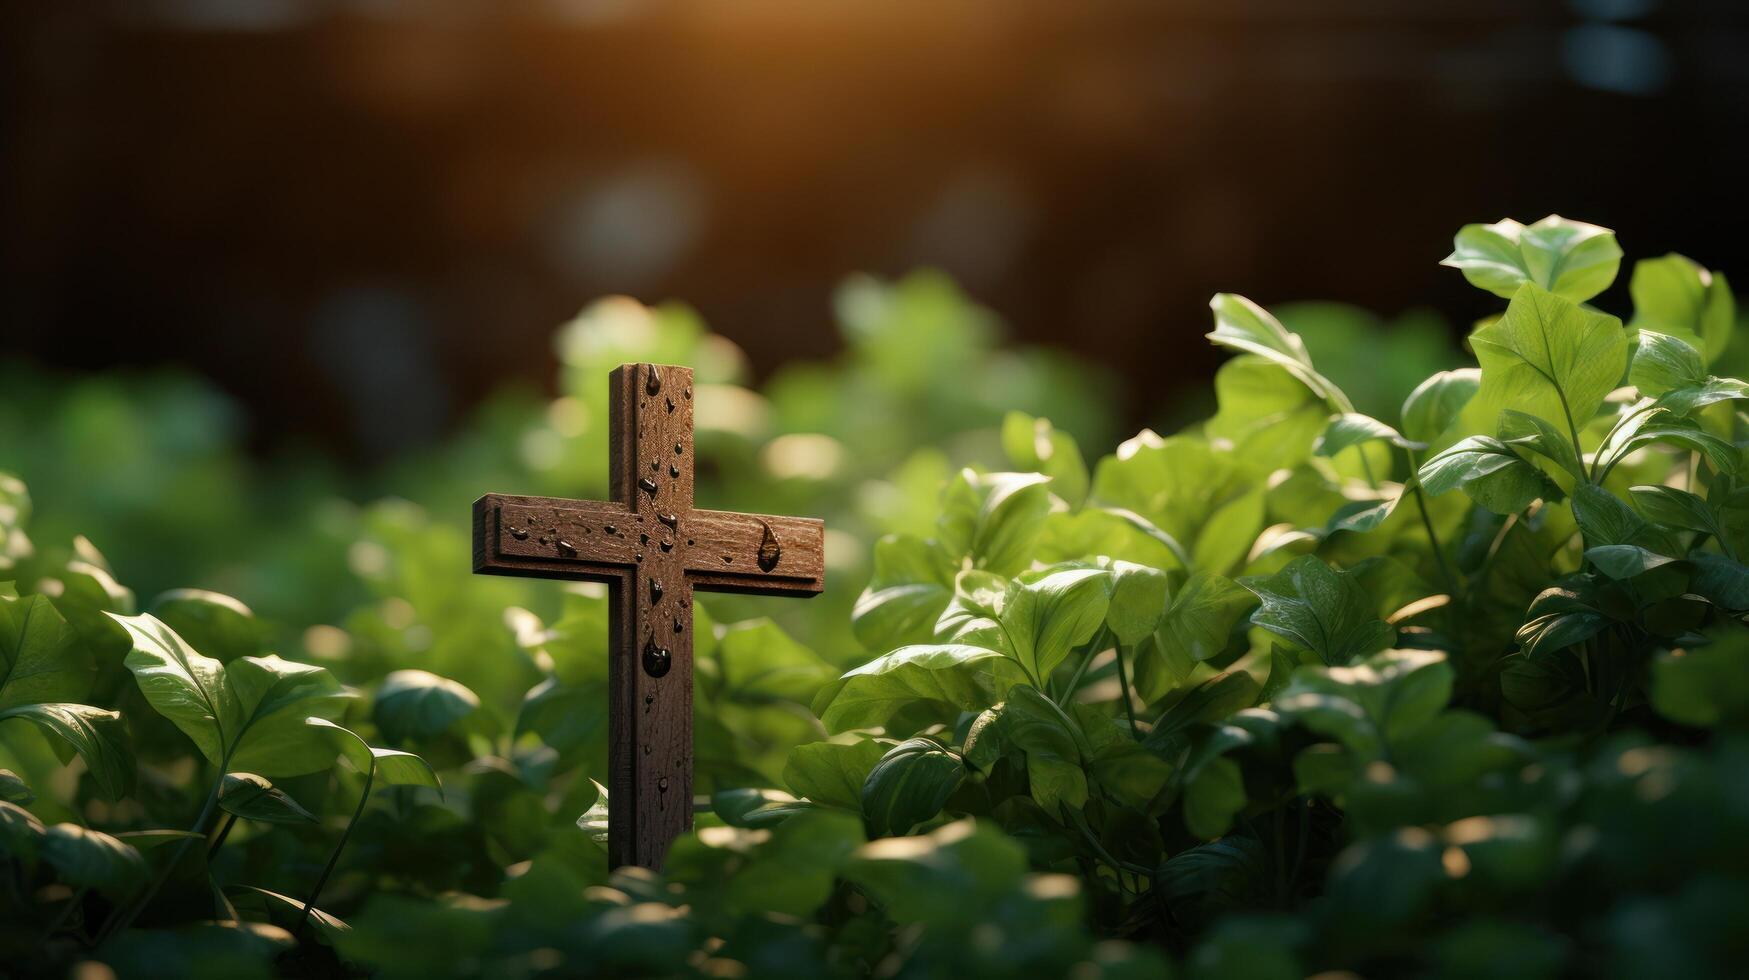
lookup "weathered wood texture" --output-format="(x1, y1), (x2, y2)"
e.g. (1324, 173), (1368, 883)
(472, 363), (824, 868)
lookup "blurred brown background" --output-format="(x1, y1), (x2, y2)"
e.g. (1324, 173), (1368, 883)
(4, 0), (1747, 456)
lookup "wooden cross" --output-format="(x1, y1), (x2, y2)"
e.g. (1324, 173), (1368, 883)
(471, 363), (825, 868)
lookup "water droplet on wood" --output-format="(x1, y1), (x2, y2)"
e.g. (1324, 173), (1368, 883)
(684, 387), (692, 400)
(638, 477), (659, 496)
(658, 513), (678, 530)
(674, 441), (684, 454)
(640, 533), (650, 545)
(673, 615), (684, 633)
(721, 555), (732, 564)
(657, 777), (670, 792)
(643, 638), (671, 677)
(649, 579), (664, 605)
(665, 397), (675, 413)
(659, 539), (673, 552)
(604, 524), (617, 536)
(756, 521), (782, 572)
(510, 527), (529, 540)
(650, 460), (659, 471)
(645, 365), (662, 396)
(557, 539), (577, 556)
(669, 465), (680, 478)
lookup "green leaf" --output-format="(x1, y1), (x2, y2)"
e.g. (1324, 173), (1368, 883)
(1630, 253), (1736, 363)
(1607, 414), (1739, 475)
(305, 717), (442, 793)
(1497, 409), (1585, 483)
(713, 787), (818, 828)
(1206, 293), (1349, 408)
(1631, 330), (1707, 398)
(0, 769), (30, 805)
(861, 737), (966, 836)
(1004, 686), (1091, 814)
(1418, 436), (1559, 515)
(1652, 629), (1749, 726)
(230, 885), (351, 946)
(999, 567), (1112, 682)
(717, 618), (833, 704)
(113, 611), (233, 764)
(373, 669), (480, 741)
(1314, 413), (1423, 456)
(224, 655), (354, 777)
(1241, 556), (1395, 666)
(1516, 583), (1611, 657)
(1106, 561), (1169, 645)
(937, 470), (1054, 576)
(784, 738), (889, 811)
(1002, 411), (1090, 507)
(1573, 483), (1678, 552)
(1280, 649), (1453, 751)
(148, 589), (262, 663)
(41, 823), (148, 895)
(1584, 545), (1678, 580)
(219, 772), (318, 824)
(0, 799), (45, 858)
(1157, 572), (1255, 665)
(843, 818), (1030, 927)
(116, 613), (350, 776)
(576, 779), (610, 843)
(1469, 283), (1627, 442)
(0, 703), (134, 800)
(1443, 215), (1622, 302)
(1632, 485), (1727, 540)
(719, 809), (864, 919)
(1207, 356), (1328, 474)
(1146, 670), (1262, 740)
(1400, 368), (1481, 444)
(812, 644), (1029, 733)
(1, 594), (92, 709)
(853, 534), (955, 651)
(1091, 433), (1247, 572)
(1689, 553), (1749, 611)
(1652, 377), (1749, 417)
(1183, 756), (1244, 839)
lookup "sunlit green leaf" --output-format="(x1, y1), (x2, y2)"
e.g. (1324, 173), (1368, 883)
(1241, 556), (1394, 666)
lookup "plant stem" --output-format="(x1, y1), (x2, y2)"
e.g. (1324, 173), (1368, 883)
(1112, 640), (1141, 736)
(1055, 627), (1108, 708)
(41, 885), (88, 940)
(98, 756), (229, 945)
(298, 762), (375, 938)
(207, 814), (239, 860)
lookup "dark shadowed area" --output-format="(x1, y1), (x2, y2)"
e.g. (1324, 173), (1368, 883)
(5, 0), (1747, 454)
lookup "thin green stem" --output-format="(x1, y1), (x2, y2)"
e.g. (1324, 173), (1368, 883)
(298, 762), (375, 938)
(1112, 640), (1141, 737)
(207, 813), (239, 860)
(41, 884), (88, 939)
(99, 753), (230, 945)
(1055, 626), (1110, 708)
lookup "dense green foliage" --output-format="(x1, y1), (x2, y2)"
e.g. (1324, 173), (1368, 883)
(3, 221), (1747, 979)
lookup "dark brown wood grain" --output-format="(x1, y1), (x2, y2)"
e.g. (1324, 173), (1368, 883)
(471, 363), (825, 869)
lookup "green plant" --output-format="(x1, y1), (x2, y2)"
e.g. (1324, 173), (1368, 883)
(3, 222), (1748, 979)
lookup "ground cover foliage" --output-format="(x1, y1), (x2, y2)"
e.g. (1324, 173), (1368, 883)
(3, 220), (1748, 978)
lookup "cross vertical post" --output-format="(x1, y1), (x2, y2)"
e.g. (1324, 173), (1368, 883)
(471, 363), (825, 869)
